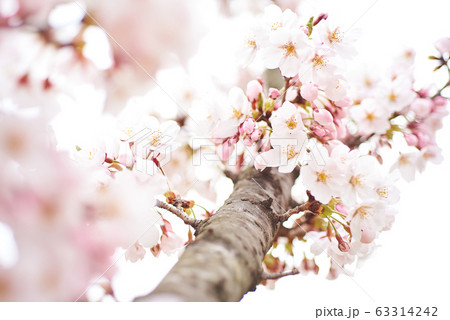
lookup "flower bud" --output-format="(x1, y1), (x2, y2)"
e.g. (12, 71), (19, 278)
(313, 13), (328, 26)
(246, 80), (263, 103)
(433, 96), (447, 106)
(300, 82), (318, 101)
(242, 117), (256, 135)
(314, 109), (333, 126)
(336, 233), (350, 252)
(404, 133), (419, 147)
(269, 88), (281, 99)
(251, 128), (262, 142)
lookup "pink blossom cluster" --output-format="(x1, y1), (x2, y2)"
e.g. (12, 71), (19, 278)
(0, 111), (170, 300)
(217, 6), (450, 278)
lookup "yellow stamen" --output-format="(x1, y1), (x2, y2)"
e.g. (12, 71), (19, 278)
(285, 116), (297, 130)
(316, 170), (329, 182)
(328, 28), (343, 44)
(282, 42), (297, 57)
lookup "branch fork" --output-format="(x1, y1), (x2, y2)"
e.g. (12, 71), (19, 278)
(155, 199), (202, 229)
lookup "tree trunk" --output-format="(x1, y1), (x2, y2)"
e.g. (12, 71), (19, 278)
(135, 167), (297, 302)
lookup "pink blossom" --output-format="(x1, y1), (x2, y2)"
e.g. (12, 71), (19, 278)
(314, 109), (333, 126)
(269, 88), (281, 99)
(242, 117), (256, 135)
(246, 80), (263, 103)
(434, 37), (450, 55)
(300, 82), (319, 101)
(251, 129), (262, 143)
(410, 98), (433, 118)
(125, 242), (146, 263)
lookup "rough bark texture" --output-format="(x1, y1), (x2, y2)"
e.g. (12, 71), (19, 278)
(135, 166), (297, 302)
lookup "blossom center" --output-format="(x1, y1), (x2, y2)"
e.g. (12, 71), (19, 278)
(88, 149), (98, 161)
(149, 130), (164, 147)
(328, 28), (343, 44)
(349, 174), (362, 186)
(365, 112), (375, 121)
(354, 205), (371, 218)
(271, 22), (282, 31)
(316, 170), (329, 182)
(312, 54), (327, 70)
(282, 42), (297, 57)
(232, 107), (242, 119)
(376, 186), (389, 199)
(388, 91), (397, 102)
(285, 116), (297, 129)
(247, 38), (257, 49)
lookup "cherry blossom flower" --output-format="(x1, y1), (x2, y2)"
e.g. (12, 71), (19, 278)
(298, 48), (338, 86)
(301, 145), (345, 203)
(341, 155), (381, 206)
(214, 87), (251, 138)
(261, 27), (311, 77)
(350, 99), (391, 135)
(434, 37), (450, 55)
(349, 201), (387, 244)
(270, 101), (305, 136)
(390, 152), (420, 182)
(376, 76), (417, 113)
(255, 130), (308, 173)
(314, 19), (358, 58)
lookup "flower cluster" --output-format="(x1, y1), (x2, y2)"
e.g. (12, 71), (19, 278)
(0, 111), (165, 300)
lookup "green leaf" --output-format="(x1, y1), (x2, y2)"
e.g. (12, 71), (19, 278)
(307, 16), (314, 36)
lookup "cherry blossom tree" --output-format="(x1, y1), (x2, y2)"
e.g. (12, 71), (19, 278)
(0, 0), (449, 302)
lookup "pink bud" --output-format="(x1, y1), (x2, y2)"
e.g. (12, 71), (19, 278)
(313, 13), (328, 26)
(360, 228), (376, 244)
(335, 120), (347, 139)
(433, 96), (447, 106)
(300, 82), (318, 101)
(335, 233), (350, 252)
(218, 142), (234, 161)
(243, 136), (253, 146)
(260, 134), (271, 152)
(251, 129), (262, 142)
(246, 80), (263, 103)
(335, 202), (348, 217)
(273, 100), (282, 110)
(228, 134), (239, 144)
(242, 117), (256, 135)
(314, 109), (333, 126)
(404, 133), (419, 147)
(338, 241), (350, 252)
(269, 88), (281, 99)
(312, 125), (327, 137)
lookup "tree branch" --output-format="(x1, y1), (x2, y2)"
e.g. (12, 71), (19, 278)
(277, 204), (308, 222)
(261, 268), (300, 281)
(155, 199), (202, 229)
(136, 166), (297, 301)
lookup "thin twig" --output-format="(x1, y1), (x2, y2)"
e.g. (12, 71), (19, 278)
(281, 77), (291, 104)
(277, 204), (307, 222)
(155, 199), (202, 229)
(261, 268), (300, 281)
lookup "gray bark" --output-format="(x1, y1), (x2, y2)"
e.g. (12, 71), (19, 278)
(135, 166), (297, 302)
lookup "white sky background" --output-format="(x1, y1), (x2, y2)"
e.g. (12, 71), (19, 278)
(242, 0), (450, 309)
